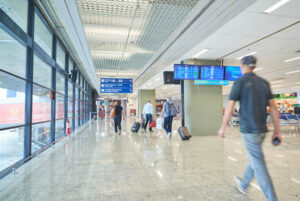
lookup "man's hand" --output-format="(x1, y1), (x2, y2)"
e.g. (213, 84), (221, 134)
(272, 131), (282, 146)
(269, 99), (281, 146)
(218, 127), (226, 138)
(218, 101), (236, 139)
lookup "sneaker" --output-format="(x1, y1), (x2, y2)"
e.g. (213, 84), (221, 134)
(118, 130), (121, 135)
(167, 132), (171, 138)
(234, 176), (246, 195)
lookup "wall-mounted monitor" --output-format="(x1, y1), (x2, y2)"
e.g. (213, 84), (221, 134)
(225, 66), (242, 81)
(163, 71), (180, 85)
(174, 64), (200, 80)
(200, 65), (224, 80)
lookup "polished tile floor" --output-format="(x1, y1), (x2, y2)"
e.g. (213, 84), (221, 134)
(0, 118), (300, 201)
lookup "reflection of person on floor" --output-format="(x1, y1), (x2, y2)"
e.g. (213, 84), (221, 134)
(113, 101), (125, 135)
(143, 100), (154, 132)
(160, 97), (176, 138)
(218, 56), (281, 201)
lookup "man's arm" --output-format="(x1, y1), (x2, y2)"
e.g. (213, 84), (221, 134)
(160, 105), (165, 118)
(151, 104), (154, 115)
(122, 109), (126, 120)
(143, 105), (145, 117)
(218, 100), (236, 138)
(268, 99), (281, 144)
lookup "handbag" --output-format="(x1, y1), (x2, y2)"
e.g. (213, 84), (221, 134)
(149, 121), (156, 128)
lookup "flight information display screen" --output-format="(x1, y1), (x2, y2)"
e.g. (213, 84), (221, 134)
(200, 65), (224, 80)
(225, 66), (242, 81)
(174, 64), (200, 80)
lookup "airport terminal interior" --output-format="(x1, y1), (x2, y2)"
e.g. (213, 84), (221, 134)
(0, 0), (300, 200)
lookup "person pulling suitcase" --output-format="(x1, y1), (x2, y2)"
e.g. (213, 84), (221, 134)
(143, 100), (154, 132)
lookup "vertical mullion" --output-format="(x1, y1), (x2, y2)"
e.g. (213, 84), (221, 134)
(78, 72), (81, 127)
(51, 35), (56, 142)
(64, 54), (69, 134)
(72, 83), (75, 131)
(24, 0), (35, 158)
(72, 64), (75, 131)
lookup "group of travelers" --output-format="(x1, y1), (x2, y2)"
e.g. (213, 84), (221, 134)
(110, 98), (177, 137)
(108, 56), (281, 201)
(142, 98), (177, 138)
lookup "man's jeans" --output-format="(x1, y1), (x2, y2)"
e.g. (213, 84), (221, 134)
(114, 115), (122, 133)
(164, 116), (173, 134)
(241, 133), (278, 201)
(144, 113), (152, 131)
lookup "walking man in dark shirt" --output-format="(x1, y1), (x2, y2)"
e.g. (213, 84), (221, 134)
(218, 56), (281, 201)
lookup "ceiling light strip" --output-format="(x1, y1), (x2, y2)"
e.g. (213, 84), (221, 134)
(284, 56), (300, 63)
(270, 80), (283, 84)
(194, 48), (209, 58)
(263, 0), (290, 14)
(285, 70), (300, 75)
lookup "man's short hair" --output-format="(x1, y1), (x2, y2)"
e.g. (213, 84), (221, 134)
(241, 55), (257, 68)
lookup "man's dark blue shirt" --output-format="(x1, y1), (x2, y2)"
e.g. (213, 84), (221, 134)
(229, 72), (273, 134)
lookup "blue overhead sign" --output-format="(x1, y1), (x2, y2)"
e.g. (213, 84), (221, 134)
(100, 78), (133, 93)
(194, 80), (230, 86)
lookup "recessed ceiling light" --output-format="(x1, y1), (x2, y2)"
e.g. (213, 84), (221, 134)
(272, 85), (283, 88)
(194, 48), (209, 58)
(285, 70), (300, 75)
(263, 0), (290, 14)
(271, 79), (283, 84)
(236, 52), (257, 60)
(155, 77), (160, 81)
(284, 56), (300, 63)
(253, 67), (263, 72)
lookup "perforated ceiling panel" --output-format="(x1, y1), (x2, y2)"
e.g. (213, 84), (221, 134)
(76, 0), (201, 78)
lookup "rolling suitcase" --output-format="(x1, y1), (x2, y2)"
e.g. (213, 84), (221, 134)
(131, 122), (141, 133)
(178, 126), (191, 140)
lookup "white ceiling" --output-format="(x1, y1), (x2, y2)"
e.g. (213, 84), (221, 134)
(134, 0), (300, 98)
(66, 0), (300, 98)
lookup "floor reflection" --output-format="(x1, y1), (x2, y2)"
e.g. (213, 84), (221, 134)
(0, 118), (299, 201)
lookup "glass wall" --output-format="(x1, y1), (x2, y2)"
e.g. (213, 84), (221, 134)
(0, 71), (26, 129)
(56, 42), (65, 69)
(0, 127), (25, 171)
(0, 2), (93, 175)
(31, 121), (51, 153)
(34, 10), (52, 56)
(0, 0), (28, 32)
(56, 72), (65, 94)
(32, 85), (51, 123)
(0, 27), (27, 78)
(33, 55), (52, 89)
